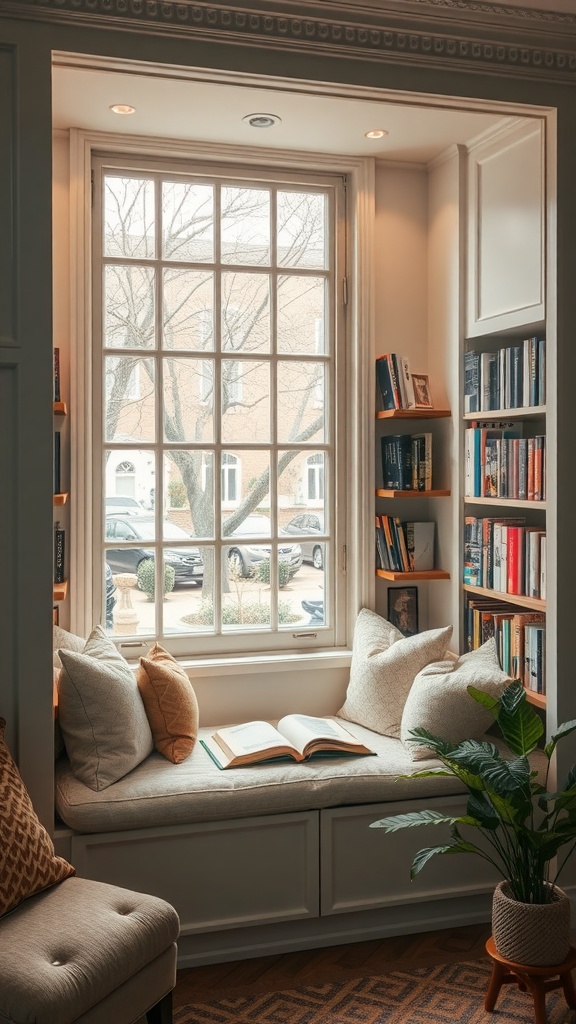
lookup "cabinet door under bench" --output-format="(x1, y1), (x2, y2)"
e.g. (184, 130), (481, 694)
(71, 810), (319, 935)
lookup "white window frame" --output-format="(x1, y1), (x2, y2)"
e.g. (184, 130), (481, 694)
(69, 128), (375, 661)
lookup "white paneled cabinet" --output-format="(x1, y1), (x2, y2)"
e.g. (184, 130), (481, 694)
(467, 120), (545, 337)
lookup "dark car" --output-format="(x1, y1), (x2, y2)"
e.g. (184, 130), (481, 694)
(225, 514), (302, 579)
(105, 514), (203, 585)
(283, 513), (325, 569)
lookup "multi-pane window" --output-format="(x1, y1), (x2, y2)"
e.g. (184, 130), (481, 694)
(94, 158), (342, 655)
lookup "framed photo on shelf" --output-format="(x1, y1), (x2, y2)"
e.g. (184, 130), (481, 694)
(411, 373), (433, 409)
(387, 586), (419, 637)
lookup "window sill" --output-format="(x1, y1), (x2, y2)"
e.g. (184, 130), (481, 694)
(179, 648), (352, 678)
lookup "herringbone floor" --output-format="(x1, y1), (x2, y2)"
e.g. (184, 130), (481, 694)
(174, 922), (493, 1006)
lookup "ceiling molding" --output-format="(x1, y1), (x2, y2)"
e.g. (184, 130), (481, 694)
(2, 0), (576, 83)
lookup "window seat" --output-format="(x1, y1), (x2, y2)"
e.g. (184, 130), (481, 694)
(55, 721), (471, 834)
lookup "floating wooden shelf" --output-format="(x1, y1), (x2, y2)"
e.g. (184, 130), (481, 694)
(376, 568), (451, 582)
(53, 401), (67, 415)
(376, 409), (451, 420)
(464, 496), (546, 510)
(376, 488), (451, 498)
(525, 689), (546, 709)
(53, 581), (68, 601)
(463, 583), (545, 612)
(53, 492), (68, 506)
(463, 406), (546, 420)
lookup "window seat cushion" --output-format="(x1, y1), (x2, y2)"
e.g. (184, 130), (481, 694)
(55, 720), (532, 834)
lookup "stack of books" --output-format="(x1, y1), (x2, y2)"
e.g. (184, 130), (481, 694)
(464, 516), (546, 599)
(464, 421), (545, 501)
(381, 433), (432, 491)
(376, 354), (415, 411)
(464, 597), (546, 694)
(464, 336), (545, 413)
(376, 517), (435, 573)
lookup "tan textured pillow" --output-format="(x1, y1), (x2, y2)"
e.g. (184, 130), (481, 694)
(337, 608), (453, 738)
(0, 718), (75, 917)
(58, 625), (154, 791)
(53, 625), (85, 669)
(401, 637), (512, 760)
(136, 643), (199, 763)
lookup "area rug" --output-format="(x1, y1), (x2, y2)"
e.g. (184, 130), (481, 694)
(174, 958), (576, 1023)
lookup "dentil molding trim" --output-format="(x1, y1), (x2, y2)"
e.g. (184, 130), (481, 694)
(1, 0), (576, 82)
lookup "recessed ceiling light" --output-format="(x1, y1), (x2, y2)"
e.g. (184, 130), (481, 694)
(242, 113), (282, 129)
(365, 129), (388, 140)
(109, 104), (136, 116)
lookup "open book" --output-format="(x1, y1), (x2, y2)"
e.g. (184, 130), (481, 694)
(200, 714), (376, 770)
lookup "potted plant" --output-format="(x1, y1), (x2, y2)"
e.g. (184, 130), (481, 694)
(371, 680), (576, 965)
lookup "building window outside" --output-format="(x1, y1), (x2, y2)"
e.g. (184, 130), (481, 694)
(93, 158), (343, 655)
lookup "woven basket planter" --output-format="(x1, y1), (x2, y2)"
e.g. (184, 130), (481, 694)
(492, 881), (571, 966)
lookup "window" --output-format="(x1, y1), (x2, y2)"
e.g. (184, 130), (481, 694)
(92, 156), (344, 656)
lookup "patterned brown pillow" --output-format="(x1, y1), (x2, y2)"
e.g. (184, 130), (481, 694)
(0, 718), (75, 917)
(136, 644), (199, 763)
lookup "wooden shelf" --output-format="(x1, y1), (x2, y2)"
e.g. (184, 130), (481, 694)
(53, 492), (68, 506)
(464, 496), (546, 510)
(53, 580), (68, 601)
(53, 401), (67, 416)
(463, 583), (545, 612)
(376, 409), (451, 420)
(463, 406), (546, 420)
(376, 568), (451, 582)
(376, 488), (450, 498)
(525, 689), (546, 709)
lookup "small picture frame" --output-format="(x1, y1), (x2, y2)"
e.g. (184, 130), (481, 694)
(387, 586), (419, 637)
(411, 373), (433, 409)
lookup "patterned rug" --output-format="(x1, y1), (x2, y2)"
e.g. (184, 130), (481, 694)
(174, 959), (576, 1023)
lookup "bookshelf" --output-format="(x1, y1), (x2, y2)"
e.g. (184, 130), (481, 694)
(375, 370), (452, 593)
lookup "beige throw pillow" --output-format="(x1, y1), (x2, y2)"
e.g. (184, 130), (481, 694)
(53, 625), (85, 669)
(337, 608), (453, 738)
(136, 643), (199, 764)
(401, 637), (512, 760)
(58, 625), (153, 791)
(0, 718), (75, 917)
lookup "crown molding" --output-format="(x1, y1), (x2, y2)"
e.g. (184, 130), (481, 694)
(1, 0), (576, 83)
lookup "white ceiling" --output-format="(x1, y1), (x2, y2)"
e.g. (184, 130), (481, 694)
(51, 64), (509, 164)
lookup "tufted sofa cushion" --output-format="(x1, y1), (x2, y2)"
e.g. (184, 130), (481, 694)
(0, 876), (179, 1024)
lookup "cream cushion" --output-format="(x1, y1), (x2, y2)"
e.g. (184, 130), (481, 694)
(57, 625), (154, 791)
(337, 608), (453, 738)
(401, 637), (512, 760)
(52, 625), (85, 670)
(136, 643), (199, 764)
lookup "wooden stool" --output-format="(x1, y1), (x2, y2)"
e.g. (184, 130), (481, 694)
(484, 937), (576, 1024)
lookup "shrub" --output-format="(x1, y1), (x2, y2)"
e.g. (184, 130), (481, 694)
(181, 599), (299, 627)
(167, 480), (187, 508)
(137, 559), (175, 600)
(256, 558), (291, 588)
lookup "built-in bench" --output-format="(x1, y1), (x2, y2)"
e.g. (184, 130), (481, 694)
(54, 721), (534, 968)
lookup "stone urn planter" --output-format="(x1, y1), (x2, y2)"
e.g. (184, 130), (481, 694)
(492, 880), (571, 966)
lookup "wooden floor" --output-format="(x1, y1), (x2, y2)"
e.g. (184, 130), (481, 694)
(174, 922), (493, 1007)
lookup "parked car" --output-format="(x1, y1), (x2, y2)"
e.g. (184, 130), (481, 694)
(105, 562), (116, 628)
(105, 495), (147, 516)
(105, 514), (203, 585)
(225, 514), (302, 579)
(283, 513), (325, 570)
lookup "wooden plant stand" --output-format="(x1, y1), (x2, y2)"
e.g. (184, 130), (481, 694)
(484, 937), (576, 1024)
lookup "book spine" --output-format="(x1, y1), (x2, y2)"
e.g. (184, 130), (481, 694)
(394, 517), (411, 571)
(538, 339), (546, 406)
(399, 355), (416, 409)
(54, 347), (61, 403)
(54, 521), (65, 584)
(464, 350), (479, 414)
(376, 356), (396, 411)
(386, 354), (402, 409)
(381, 437), (399, 490)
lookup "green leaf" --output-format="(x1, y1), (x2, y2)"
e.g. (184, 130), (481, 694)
(467, 793), (499, 830)
(496, 683), (543, 756)
(410, 842), (475, 879)
(370, 810), (471, 832)
(396, 769), (454, 780)
(545, 723), (576, 760)
(406, 728), (455, 757)
(467, 685), (500, 712)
